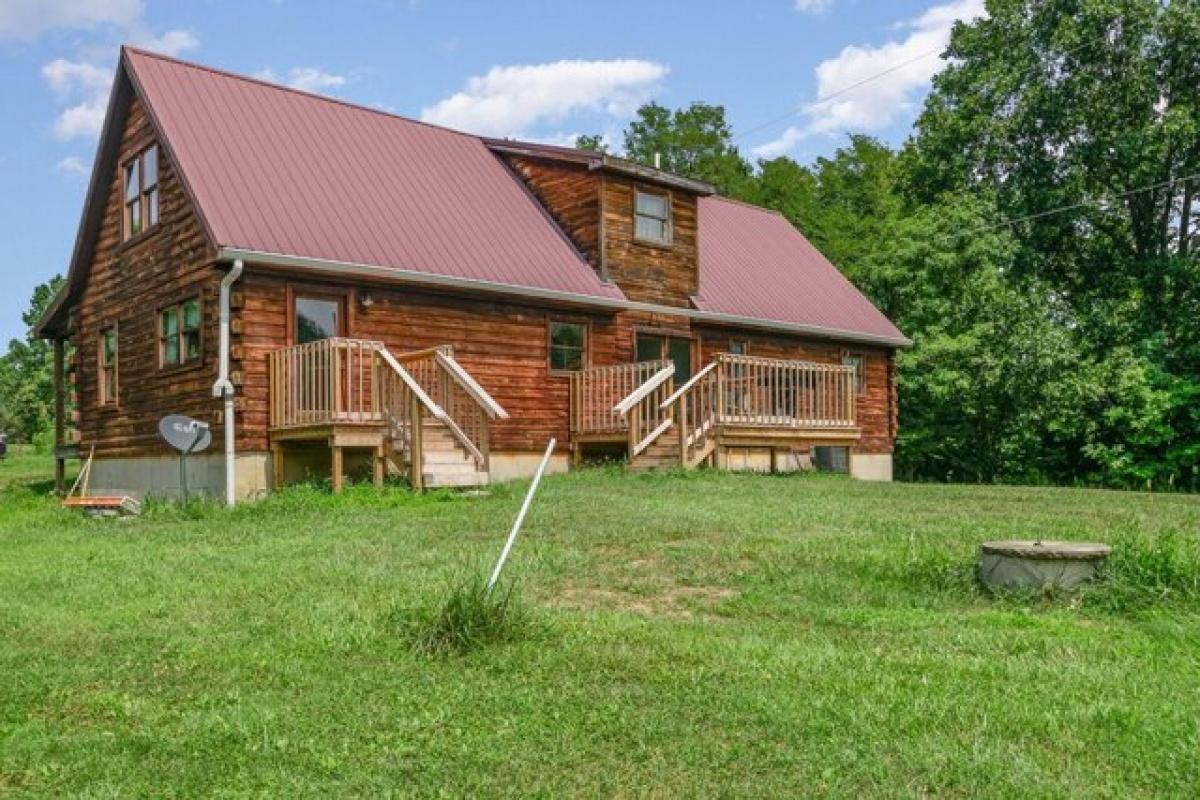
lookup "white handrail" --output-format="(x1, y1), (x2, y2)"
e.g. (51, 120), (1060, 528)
(434, 350), (509, 420)
(658, 359), (719, 410)
(613, 365), (675, 417)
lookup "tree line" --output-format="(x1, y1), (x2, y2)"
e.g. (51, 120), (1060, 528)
(582, 0), (1199, 489)
(3, 0), (1196, 488)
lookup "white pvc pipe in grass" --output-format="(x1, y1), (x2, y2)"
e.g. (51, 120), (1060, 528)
(486, 438), (556, 594)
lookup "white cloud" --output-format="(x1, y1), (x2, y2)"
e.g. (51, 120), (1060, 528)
(0, 0), (141, 40)
(254, 66), (347, 93)
(132, 28), (200, 58)
(794, 0), (834, 13)
(42, 58), (114, 139)
(39, 22), (198, 140)
(420, 59), (668, 138)
(754, 0), (986, 157)
(56, 155), (88, 176)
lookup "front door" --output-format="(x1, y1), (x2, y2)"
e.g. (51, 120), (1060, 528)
(636, 333), (693, 383)
(292, 292), (347, 420)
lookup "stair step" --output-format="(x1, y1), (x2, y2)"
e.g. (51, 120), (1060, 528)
(423, 450), (475, 466)
(424, 471), (490, 488)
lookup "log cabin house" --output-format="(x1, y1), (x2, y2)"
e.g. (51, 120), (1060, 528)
(35, 47), (910, 502)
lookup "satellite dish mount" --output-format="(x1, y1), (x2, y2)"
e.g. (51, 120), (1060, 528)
(158, 415), (213, 502)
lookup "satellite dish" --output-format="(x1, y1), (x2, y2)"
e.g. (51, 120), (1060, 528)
(159, 415), (212, 454)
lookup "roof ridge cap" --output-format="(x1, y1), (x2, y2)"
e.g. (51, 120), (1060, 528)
(121, 45), (482, 144)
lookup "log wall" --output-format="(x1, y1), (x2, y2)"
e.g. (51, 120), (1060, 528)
(68, 94), (221, 458)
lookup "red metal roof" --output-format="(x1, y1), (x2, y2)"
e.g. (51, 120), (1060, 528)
(125, 48), (624, 302)
(694, 197), (906, 344)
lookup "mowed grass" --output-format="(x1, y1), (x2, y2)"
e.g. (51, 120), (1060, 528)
(2, 450), (1200, 798)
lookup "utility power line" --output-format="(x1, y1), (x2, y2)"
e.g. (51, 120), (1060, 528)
(967, 172), (1200, 234)
(736, 25), (1117, 149)
(734, 46), (944, 143)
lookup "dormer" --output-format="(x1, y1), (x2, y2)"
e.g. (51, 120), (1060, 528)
(487, 139), (715, 308)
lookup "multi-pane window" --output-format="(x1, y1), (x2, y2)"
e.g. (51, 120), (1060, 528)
(842, 353), (866, 394)
(634, 188), (671, 244)
(549, 320), (586, 371)
(99, 326), (118, 405)
(160, 297), (202, 367)
(123, 144), (160, 240)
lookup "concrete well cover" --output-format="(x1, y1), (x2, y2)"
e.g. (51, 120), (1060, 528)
(980, 540), (1112, 591)
(981, 541), (1111, 560)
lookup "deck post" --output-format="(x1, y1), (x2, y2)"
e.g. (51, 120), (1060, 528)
(678, 394), (688, 465)
(53, 337), (66, 495)
(409, 392), (424, 491)
(271, 443), (284, 490)
(331, 444), (344, 493)
(480, 408), (491, 474)
(373, 443), (385, 489)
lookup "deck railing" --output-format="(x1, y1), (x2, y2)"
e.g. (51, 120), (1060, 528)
(570, 354), (857, 450)
(569, 360), (673, 437)
(268, 340), (508, 488)
(268, 338), (383, 429)
(716, 353), (857, 429)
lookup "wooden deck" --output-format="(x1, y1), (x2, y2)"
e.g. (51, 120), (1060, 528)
(569, 354), (860, 469)
(267, 338), (507, 491)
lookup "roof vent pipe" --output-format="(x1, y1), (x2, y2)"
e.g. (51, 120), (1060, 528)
(653, 152), (661, 170)
(212, 259), (244, 506)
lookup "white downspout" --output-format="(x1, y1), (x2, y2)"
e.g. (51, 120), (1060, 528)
(212, 259), (244, 506)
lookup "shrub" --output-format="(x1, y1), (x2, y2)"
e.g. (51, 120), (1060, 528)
(400, 574), (532, 656)
(1088, 530), (1200, 613)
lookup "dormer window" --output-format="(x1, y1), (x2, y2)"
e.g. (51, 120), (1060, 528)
(123, 144), (160, 240)
(634, 188), (671, 245)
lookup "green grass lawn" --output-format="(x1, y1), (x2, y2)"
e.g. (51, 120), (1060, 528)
(2, 450), (1199, 798)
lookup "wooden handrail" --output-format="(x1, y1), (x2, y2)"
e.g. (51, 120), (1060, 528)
(380, 346), (488, 467)
(434, 350), (509, 420)
(659, 360), (719, 410)
(613, 364), (676, 417)
(376, 348), (447, 420)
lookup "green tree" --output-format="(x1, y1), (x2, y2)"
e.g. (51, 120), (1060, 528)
(0, 276), (65, 444)
(574, 134), (608, 153)
(622, 102), (755, 196)
(904, 0), (1200, 488)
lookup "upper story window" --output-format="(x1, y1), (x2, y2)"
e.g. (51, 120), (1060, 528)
(123, 144), (160, 241)
(160, 297), (202, 368)
(99, 325), (118, 406)
(842, 353), (866, 394)
(634, 188), (671, 245)
(549, 320), (587, 371)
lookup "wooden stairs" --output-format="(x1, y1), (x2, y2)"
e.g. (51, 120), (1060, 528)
(390, 418), (489, 489)
(629, 424), (683, 471)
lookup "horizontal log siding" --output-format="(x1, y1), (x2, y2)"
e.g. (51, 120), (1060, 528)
(696, 327), (895, 455)
(236, 274), (628, 453)
(504, 156), (700, 308)
(69, 94), (221, 458)
(601, 177), (699, 307)
(506, 157), (601, 272)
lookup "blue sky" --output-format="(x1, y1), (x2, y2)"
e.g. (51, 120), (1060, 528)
(0, 0), (984, 343)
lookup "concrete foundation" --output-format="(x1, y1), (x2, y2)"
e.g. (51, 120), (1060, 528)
(723, 448), (810, 473)
(488, 452), (569, 482)
(83, 449), (568, 502)
(85, 452), (271, 501)
(850, 453), (893, 482)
